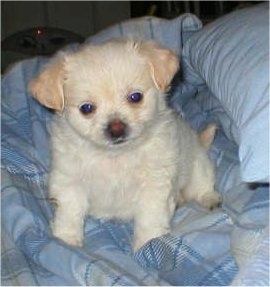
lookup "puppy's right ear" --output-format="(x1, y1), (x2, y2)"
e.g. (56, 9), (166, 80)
(29, 58), (66, 111)
(138, 41), (179, 92)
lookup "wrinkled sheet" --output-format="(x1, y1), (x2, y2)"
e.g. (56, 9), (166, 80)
(1, 15), (269, 286)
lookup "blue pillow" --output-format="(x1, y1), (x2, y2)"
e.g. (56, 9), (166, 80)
(180, 3), (269, 182)
(85, 14), (202, 57)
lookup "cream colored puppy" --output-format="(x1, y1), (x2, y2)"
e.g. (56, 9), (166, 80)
(29, 40), (220, 251)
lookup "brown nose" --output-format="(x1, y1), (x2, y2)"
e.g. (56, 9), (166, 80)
(106, 119), (127, 141)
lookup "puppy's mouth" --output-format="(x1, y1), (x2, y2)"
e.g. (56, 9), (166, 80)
(106, 135), (133, 149)
(109, 136), (127, 145)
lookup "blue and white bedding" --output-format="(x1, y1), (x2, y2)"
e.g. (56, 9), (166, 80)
(1, 3), (269, 286)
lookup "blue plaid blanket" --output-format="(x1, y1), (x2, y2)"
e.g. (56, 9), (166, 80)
(2, 14), (269, 286)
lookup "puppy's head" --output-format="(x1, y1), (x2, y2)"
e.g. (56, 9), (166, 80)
(29, 40), (179, 149)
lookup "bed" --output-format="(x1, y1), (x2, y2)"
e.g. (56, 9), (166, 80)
(1, 3), (269, 286)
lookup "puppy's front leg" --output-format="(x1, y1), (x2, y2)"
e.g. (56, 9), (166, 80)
(50, 184), (88, 247)
(133, 192), (175, 251)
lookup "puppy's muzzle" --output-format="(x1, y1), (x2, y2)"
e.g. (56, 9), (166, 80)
(106, 119), (128, 144)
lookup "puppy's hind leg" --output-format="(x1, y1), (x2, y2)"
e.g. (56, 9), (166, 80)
(182, 124), (221, 210)
(182, 157), (221, 210)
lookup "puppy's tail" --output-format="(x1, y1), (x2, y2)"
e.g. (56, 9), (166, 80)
(199, 124), (217, 150)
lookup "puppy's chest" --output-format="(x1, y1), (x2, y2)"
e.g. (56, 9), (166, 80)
(90, 154), (139, 187)
(81, 151), (143, 219)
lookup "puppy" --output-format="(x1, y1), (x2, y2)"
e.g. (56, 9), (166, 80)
(29, 40), (221, 251)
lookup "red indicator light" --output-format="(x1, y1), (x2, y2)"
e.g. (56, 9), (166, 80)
(35, 28), (44, 36)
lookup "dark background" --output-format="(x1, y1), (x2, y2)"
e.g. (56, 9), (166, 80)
(1, 1), (264, 72)
(130, 1), (262, 22)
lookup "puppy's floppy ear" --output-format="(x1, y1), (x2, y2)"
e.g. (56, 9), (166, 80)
(29, 56), (66, 111)
(139, 41), (179, 91)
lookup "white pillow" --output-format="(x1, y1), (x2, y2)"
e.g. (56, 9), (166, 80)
(181, 3), (269, 182)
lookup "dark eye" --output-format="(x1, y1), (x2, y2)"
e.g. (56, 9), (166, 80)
(128, 91), (143, 103)
(79, 103), (95, 115)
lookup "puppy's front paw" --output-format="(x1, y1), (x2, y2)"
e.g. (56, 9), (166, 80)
(133, 228), (170, 252)
(133, 236), (148, 252)
(133, 225), (170, 252)
(58, 232), (83, 247)
(51, 222), (84, 247)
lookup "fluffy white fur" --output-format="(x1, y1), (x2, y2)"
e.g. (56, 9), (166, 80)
(29, 40), (221, 251)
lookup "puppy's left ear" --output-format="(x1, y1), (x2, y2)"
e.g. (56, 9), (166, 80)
(29, 56), (66, 111)
(139, 42), (179, 91)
